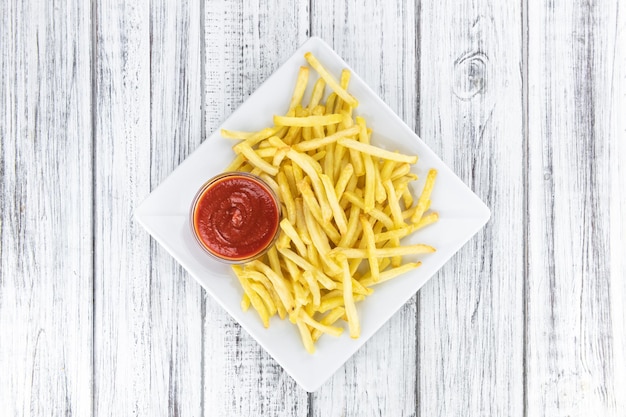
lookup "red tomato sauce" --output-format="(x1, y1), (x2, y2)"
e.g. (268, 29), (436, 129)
(192, 174), (280, 261)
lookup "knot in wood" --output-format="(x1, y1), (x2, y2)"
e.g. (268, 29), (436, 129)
(453, 52), (488, 100)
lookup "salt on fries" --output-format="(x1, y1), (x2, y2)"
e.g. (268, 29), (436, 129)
(223, 52), (438, 353)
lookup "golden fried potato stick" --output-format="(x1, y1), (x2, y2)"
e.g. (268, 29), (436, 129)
(320, 174), (348, 235)
(276, 172), (296, 224)
(241, 293), (251, 311)
(308, 77), (326, 109)
(337, 138), (418, 164)
(338, 201), (362, 248)
(312, 307), (345, 342)
(360, 262), (422, 287)
(360, 215), (380, 282)
(233, 142), (279, 176)
(331, 244), (436, 258)
(300, 309), (343, 337)
(301, 270), (321, 307)
(279, 218), (307, 257)
(383, 179), (405, 228)
(411, 169), (438, 224)
(304, 52), (358, 108)
(293, 125), (359, 152)
(274, 113), (344, 127)
(337, 254), (360, 338)
(289, 66), (310, 110)
(333, 162), (354, 199)
(296, 318), (315, 354)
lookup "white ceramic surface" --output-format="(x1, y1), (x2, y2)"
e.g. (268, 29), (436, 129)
(135, 36), (490, 392)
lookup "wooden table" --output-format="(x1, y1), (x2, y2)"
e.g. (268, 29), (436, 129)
(2, 1), (625, 416)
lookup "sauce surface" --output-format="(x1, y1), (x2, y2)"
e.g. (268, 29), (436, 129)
(193, 174), (280, 261)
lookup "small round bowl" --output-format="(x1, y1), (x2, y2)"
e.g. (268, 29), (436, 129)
(190, 172), (281, 264)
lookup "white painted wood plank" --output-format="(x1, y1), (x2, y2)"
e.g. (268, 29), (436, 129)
(0, 1), (93, 416)
(527, 1), (626, 415)
(417, 1), (525, 416)
(309, 1), (419, 416)
(202, 1), (310, 415)
(147, 0), (203, 415)
(609, 4), (626, 412)
(93, 0), (152, 415)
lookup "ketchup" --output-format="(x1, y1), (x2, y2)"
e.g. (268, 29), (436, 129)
(192, 173), (280, 262)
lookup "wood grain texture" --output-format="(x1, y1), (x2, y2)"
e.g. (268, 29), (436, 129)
(0, 1), (93, 416)
(202, 1), (310, 415)
(309, 1), (419, 415)
(417, 1), (525, 416)
(148, 0), (203, 415)
(93, 0), (152, 415)
(526, 1), (626, 415)
(2, 1), (626, 416)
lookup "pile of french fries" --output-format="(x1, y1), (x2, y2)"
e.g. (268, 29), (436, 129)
(221, 52), (438, 353)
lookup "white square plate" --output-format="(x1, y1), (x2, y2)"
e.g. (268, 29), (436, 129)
(135, 37), (490, 392)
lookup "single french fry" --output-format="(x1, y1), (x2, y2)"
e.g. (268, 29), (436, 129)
(325, 93), (338, 136)
(221, 129), (254, 140)
(234, 142), (279, 176)
(308, 77), (326, 109)
(277, 172), (296, 224)
(360, 215), (380, 282)
(283, 164), (298, 197)
(274, 113), (344, 127)
(390, 163), (411, 180)
(289, 66), (310, 110)
(383, 179), (404, 228)
(293, 125), (359, 152)
(331, 244), (436, 259)
(296, 318), (315, 353)
(279, 218), (307, 257)
(337, 254), (360, 338)
(312, 307), (345, 342)
(305, 52), (358, 108)
(337, 138), (418, 164)
(302, 270), (321, 307)
(411, 169), (438, 223)
(241, 293), (251, 311)
(295, 198), (312, 245)
(338, 201), (362, 248)
(320, 174), (348, 235)
(375, 212), (439, 243)
(380, 159), (397, 181)
(334, 162), (354, 199)
(299, 309), (343, 337)
(402, 186), (413, 209)
(360, 262), (422, 287)
(241, 127), (281, 147)
(374, 160), (387, 203)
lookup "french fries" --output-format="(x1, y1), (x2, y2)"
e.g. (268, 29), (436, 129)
(220, 52), (438, 353)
